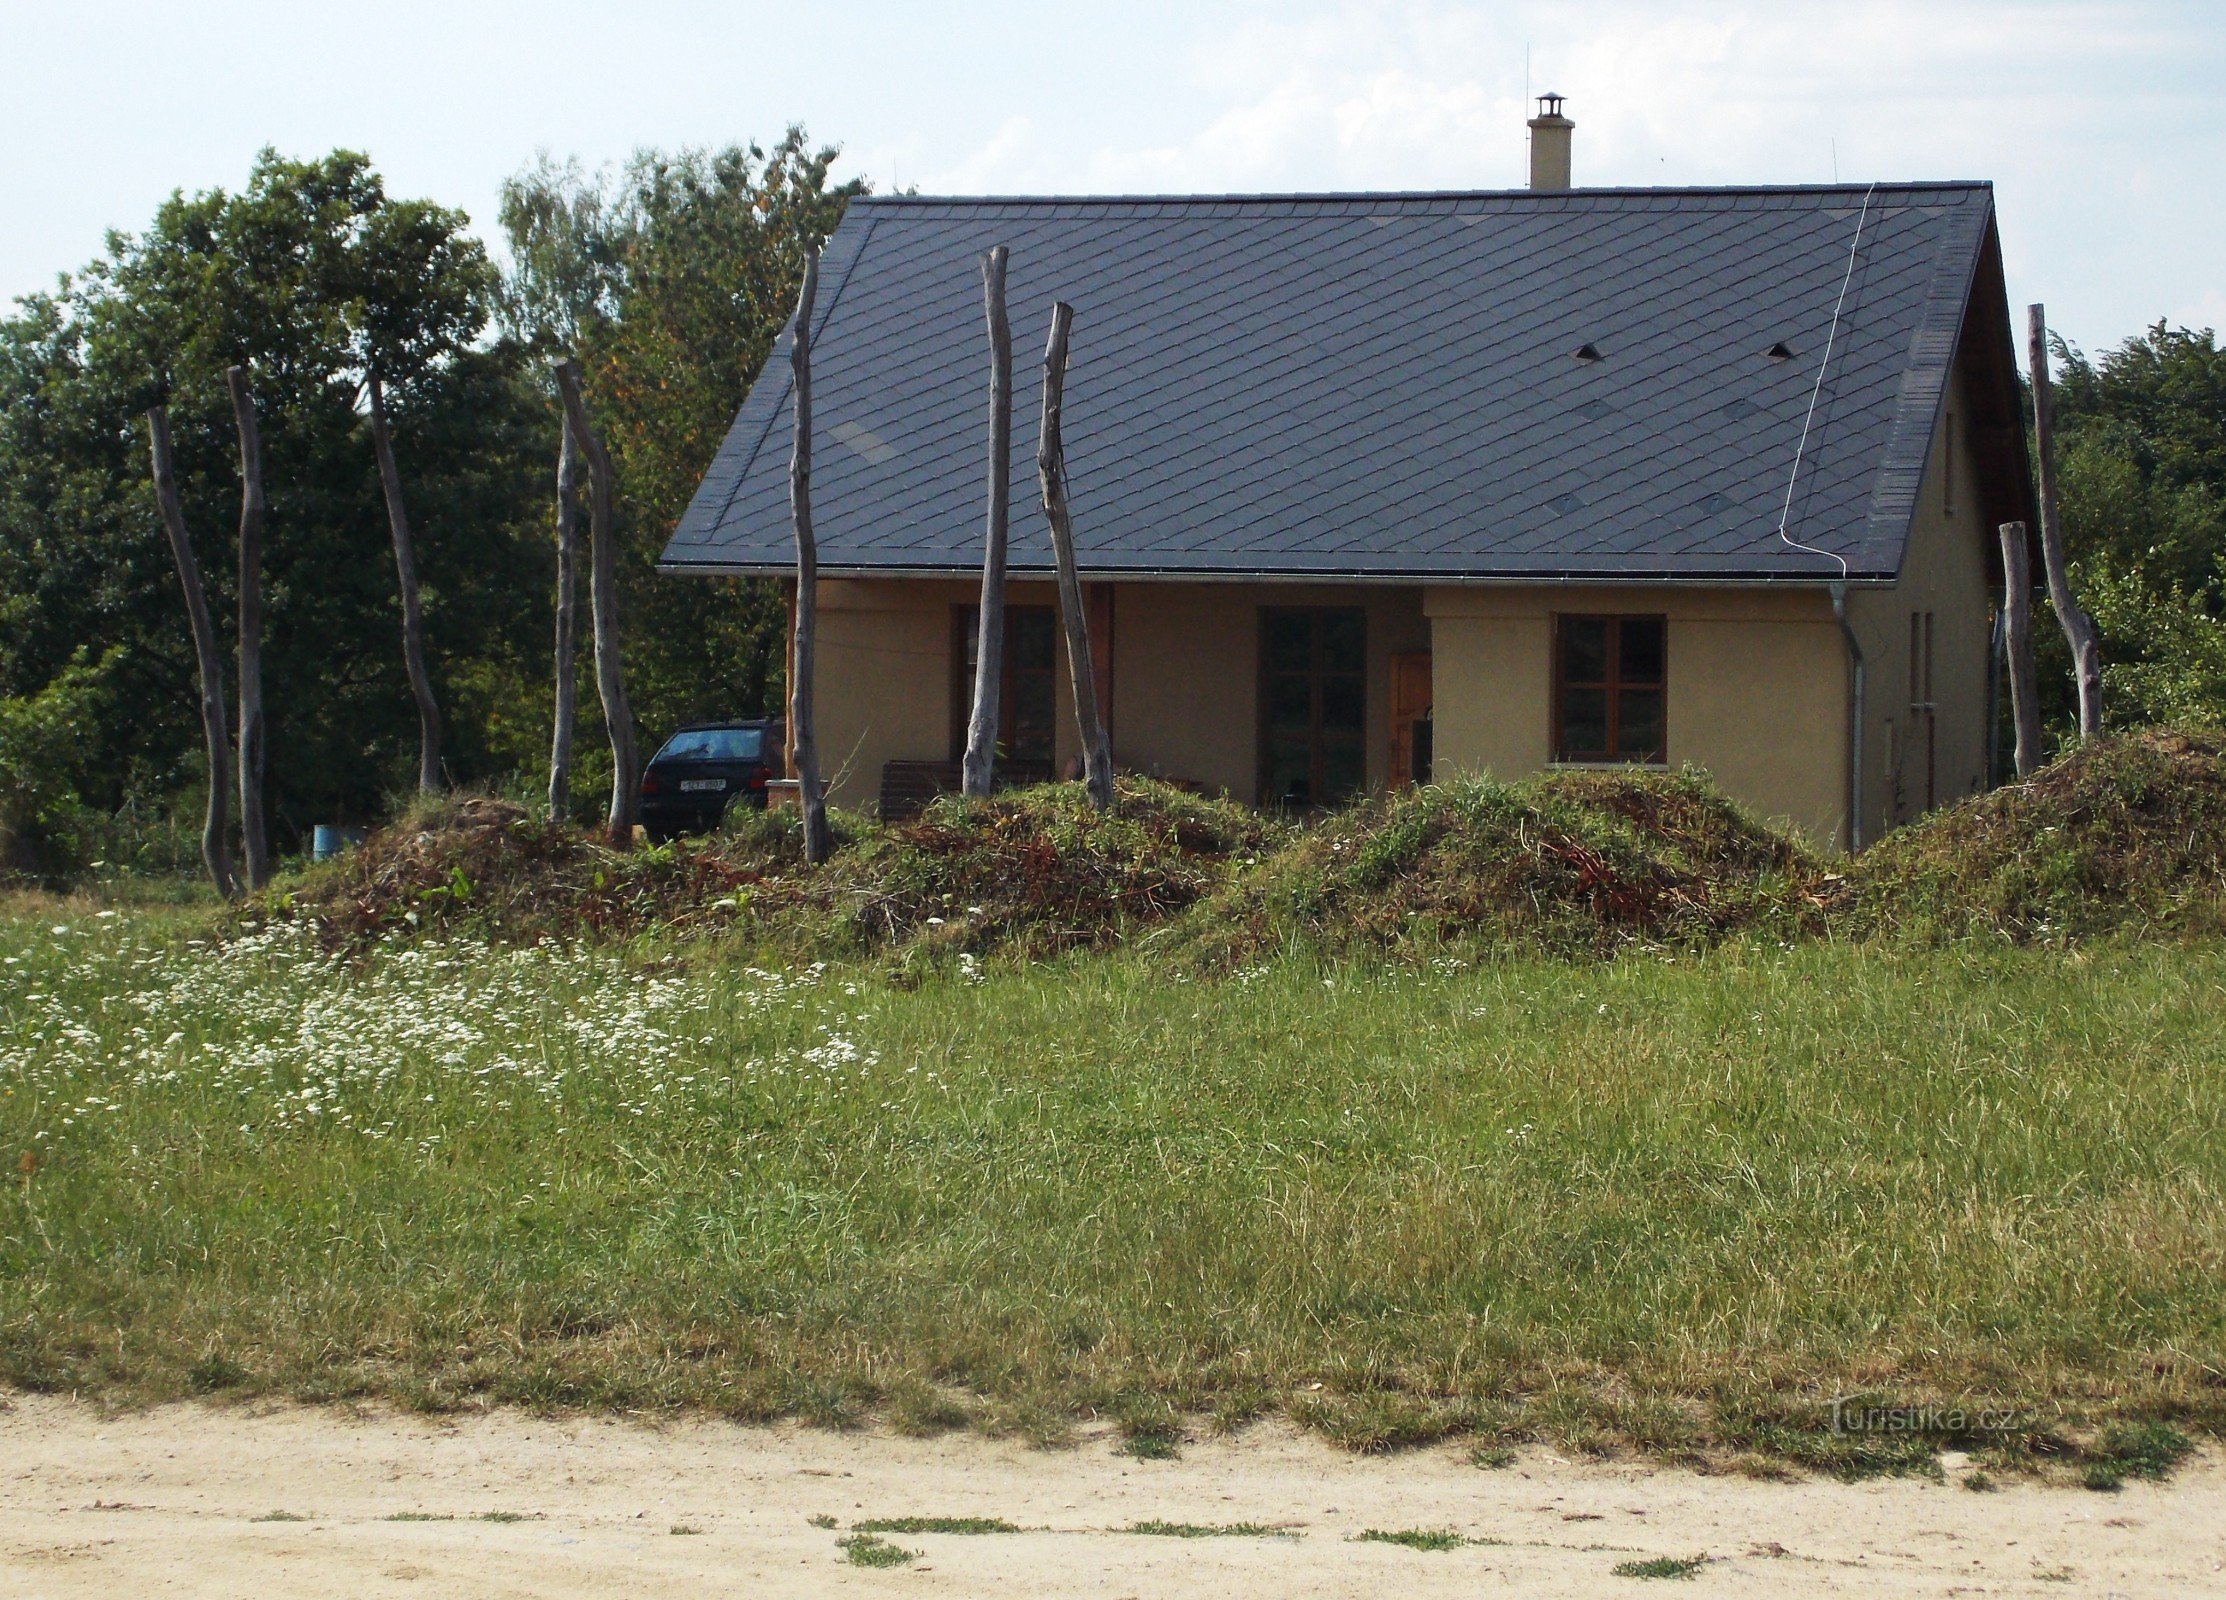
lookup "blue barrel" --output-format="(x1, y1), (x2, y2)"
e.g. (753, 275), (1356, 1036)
(312, 825), (368, 861)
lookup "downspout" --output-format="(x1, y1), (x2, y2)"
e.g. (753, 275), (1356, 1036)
(1831, 580), (1865, 852)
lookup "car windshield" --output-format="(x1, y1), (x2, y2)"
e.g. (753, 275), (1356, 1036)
(655, 727), (763, 762)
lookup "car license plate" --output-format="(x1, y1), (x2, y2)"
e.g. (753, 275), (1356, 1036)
(678, 778), (725, 792)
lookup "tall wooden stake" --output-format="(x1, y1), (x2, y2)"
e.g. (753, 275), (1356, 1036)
(548, 413), (582, 820)
(1037, 301), (1114, 810)
(2027, 303), (2103, 738)
(1999, 521), (2042, 778)
(225, 367), (271, 889)
(552, 360), (638, 849)
(787, 249), (833, 864)
(961, 244), (1013, 800)
(366, 372), (443, 795)
(147, 406), (238, 899)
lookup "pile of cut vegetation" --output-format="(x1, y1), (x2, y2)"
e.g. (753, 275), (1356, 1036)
(743, 777), (1278, 962)
(269, 733), (2226, 964)
(1850, 726), (2226, 941)
(269, 796), (765, 949)
(1170, 766), (1831, 968)
(270, 781), (1272, 962)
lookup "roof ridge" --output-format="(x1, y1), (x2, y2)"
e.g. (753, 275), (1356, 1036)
(857, 181), (1993, 209)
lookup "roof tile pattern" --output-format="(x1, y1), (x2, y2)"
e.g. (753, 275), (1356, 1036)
(664, 184), (1995, 582)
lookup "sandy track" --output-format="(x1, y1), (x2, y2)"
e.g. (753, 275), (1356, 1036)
(2, 1394), (2219, 1597)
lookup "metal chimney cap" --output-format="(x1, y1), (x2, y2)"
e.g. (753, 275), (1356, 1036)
(1530, 92), (1572, 127)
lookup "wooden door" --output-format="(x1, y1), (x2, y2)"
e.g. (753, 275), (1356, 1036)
(1259, 608), (1368, 807)
(1389, 651), (1433, 789)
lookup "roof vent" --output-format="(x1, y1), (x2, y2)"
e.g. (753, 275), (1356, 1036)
(1572, 342), (1602, 362)
(1766, 340), (1795, 361)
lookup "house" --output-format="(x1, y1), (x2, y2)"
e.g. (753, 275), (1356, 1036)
(662, 101), (2036, 849)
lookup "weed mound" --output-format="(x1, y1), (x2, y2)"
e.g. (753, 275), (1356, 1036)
(267, 733), (2226, 963)
(270, 796), (759, 948)
(1174, 766), (1827, 967)
(1852, 726), (2226, 940)
(271, 781), (1270, 961)
(752, 778), (1277, 962)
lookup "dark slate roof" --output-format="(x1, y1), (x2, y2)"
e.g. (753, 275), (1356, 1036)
(662, 183), (2002, 583)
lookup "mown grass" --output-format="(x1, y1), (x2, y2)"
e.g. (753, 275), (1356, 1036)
(2, 898), (2223, 1476)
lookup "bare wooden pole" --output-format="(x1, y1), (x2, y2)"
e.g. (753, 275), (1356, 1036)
(1999, 520), (2043, 778)
(551, 360), (638, 849)
(548, 412), (582, 820)
(366, 372), (443, 796)
(147, 406), (238, 899)
(1036, 301), (1114, 810)
(2027, 302), (2103, 738)
(786, 250), (833, 864)
(961, 244), (1013, 800)
(224, 366), (270, 890)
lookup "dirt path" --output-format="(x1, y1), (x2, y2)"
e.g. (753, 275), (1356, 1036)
(3, 1393), (2219, 1597)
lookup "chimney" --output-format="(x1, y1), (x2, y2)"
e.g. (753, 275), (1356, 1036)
(1528, 93), (1573, 191)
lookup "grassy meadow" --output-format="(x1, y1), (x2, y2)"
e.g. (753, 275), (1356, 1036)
(3, 890), (2222, 1475)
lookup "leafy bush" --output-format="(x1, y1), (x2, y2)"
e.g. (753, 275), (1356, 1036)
(0, 653), (112, 883)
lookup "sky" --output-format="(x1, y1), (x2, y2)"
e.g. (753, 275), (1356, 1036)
(3, 0), (2221, 358)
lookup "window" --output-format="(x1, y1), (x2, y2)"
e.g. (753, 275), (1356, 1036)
(1260, 607), (1366, 807)
(655, 726), (764, 762)
(1554, 615), (1666, 763)
(952, 605), (1057, 771)
(1908, 609), (1936, 813)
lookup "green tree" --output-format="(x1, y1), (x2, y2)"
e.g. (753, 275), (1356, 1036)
(0, 150), (547, 854)
(2049, 323), (2226, 729)
(497, 128), (863, 801)
(0, 652), (113, 880)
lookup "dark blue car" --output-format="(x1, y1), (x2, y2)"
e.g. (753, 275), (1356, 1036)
(638, 720), (780, 842)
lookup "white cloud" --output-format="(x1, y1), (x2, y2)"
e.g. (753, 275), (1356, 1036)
(920, 0), (2223, 346)
(929, 115), (1048, 193)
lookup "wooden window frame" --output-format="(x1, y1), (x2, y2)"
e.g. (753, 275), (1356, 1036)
(950, 603), (1058, 771)
(1257, 606), (1368, 808)
(1551, 613), (1668, 765)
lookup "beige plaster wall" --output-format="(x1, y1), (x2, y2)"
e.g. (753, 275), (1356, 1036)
(1425, 584), (1852, 844)
(813, 578), (975, 812)
(1110, 583), (1429, 800)
(809, 578), (1429, 810)
(1844, 359), (1997, 843)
